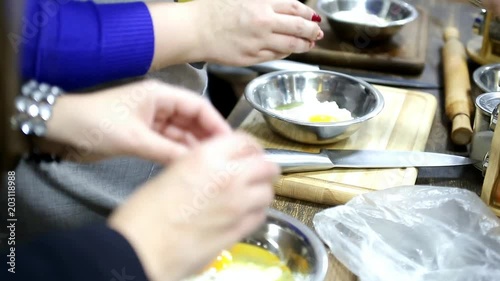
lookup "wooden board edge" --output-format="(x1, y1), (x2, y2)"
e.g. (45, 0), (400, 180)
(415, 5), (430, 62)
(273, 167), (420, 206)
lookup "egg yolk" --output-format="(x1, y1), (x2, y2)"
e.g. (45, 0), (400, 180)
(229, 243), (283, 266)
(308, 114), (337, 123)
(209, 250), (233, 272)
(191, 243), (296, 281)
(208, 243), (286, 272)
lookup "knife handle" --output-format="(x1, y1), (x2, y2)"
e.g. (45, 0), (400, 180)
(264, 149), (334, 174)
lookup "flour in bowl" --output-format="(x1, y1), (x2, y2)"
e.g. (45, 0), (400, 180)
(332, 11), (389, 26)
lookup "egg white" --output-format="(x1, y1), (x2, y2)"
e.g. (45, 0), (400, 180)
(271, 100), (352, 123)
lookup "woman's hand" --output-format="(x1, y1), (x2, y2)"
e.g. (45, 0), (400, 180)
(194, 0), (323, 65)
(108, 132), (280, 281)
(44, 80), (231, 164)
(148, 0), (323, 69)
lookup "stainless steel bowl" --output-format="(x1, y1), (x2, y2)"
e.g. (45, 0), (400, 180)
(473, 63), (500, 100)
(244, 70), (384, 144)
(317, 0), (418, 42)
(242, 209), (328, 281)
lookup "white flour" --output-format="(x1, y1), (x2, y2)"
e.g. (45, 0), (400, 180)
(332, 11), (389, 26)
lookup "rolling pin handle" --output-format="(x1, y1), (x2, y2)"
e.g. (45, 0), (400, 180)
(452, 114), (473, 145)
(264, 149), (334, 174)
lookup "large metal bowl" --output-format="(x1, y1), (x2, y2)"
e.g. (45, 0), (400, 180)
(317, 0), (418, 42)
(244, 70), (384, 144)
(241, 209), (329, 281)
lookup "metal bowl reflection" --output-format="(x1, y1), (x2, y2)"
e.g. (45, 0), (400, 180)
(317, 0), (418, 42)
(241, 209), (328, 281)
(473, 63), (500, 99)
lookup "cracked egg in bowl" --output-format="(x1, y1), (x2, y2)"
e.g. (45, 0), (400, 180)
(184, 209), (328, 281)
(244, 70), (384, 144)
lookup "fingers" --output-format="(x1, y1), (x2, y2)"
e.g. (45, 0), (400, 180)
(223, 147), (279, 212)
(270, 1), (323, 51)
(132, 127), (190, 164)
(231, 156), (281, 186)
(272, 14), (322, 42)
(162, 126), (199, 147)
(239, 50), (290, 65)
(242, 183), (275, 212)
(265, 33), (314, 54)
(168, 116), (219, 141)
(272, 0), (318, 22)
(192, 132), (279, 189)
(154, 88), (232, 139)
(203, 132), (266, 162)
(231, 209), (268, 241)
(228, 131), (268, 159)
(190, 99), (232, 138)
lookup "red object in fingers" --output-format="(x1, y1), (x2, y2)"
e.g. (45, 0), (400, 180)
(312, 13), (322, 23)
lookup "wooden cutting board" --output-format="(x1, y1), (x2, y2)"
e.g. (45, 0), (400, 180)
(238, 85), (437, 205)
(289, 0), (429, 74)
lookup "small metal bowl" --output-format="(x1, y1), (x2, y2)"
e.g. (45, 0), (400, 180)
(242, 209), (328, 281)
(317, 0), (418, 42)
(472, 63), (500, 100)
(244, 70), (384, 144)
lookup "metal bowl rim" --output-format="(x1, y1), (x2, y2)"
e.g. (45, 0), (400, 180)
(316, 0), (419, 28)
(475, 91), (500, 115)
(244, 70), (385, 127)
(472, 63), (500, 92)
(266, 208), (329, 281)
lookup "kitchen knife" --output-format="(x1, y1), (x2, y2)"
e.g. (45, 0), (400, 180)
(265, 149), (477, 173)
(249, 60), (441, 89)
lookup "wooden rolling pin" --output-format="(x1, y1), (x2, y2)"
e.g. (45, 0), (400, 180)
(442, 27), (474, 145)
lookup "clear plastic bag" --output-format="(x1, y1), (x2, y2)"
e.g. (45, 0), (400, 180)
(313, 186), (500, 281)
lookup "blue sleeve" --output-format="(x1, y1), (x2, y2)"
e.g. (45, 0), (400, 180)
(0, 224), (149, 281)
(21, 0), (155, 91)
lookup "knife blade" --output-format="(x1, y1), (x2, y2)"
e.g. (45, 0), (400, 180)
(249, 60), (441, 89)
(265, 149), (477, 173)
